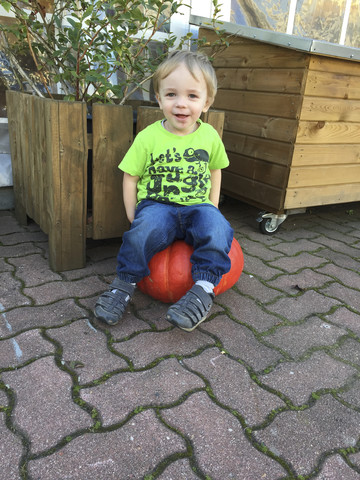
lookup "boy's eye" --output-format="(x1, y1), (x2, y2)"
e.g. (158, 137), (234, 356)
(166, 93), (175, 97)
(189, 94), (198, 99)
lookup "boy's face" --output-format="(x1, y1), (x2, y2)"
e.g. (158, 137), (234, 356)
(156, 62), (211, 136)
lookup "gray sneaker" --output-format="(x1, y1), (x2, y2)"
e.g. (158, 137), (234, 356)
(166, 285), (214, 332)
(94, 277), (135, 325)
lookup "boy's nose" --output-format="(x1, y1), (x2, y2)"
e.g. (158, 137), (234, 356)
(175, 96), (187, 107)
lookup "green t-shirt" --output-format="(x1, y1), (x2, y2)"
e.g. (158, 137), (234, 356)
(119, 119), (229, 206)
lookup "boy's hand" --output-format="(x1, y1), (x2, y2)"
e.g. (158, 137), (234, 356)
(123, 173), (139, 223)
(209, 169), (222, 208)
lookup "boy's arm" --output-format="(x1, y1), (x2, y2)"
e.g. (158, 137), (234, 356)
(209, 169), (222, 208)
(123, 172), (139, 223)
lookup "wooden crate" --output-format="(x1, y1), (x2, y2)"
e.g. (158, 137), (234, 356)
(6, 91), (132, 271)
(6, 92), (224, 271)
(201, 28), (360, 214)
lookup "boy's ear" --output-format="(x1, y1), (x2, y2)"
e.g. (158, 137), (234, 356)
(202, 97), (212, 113)
(155, 93), (162, 107)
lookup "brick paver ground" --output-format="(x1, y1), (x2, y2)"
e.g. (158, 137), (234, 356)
(1, 198), (360, 479)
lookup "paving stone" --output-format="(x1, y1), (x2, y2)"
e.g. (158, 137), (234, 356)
(28, 410), (186, 480)
(349, 451), (360, 470)
(266, 290), (341, 322)
(318, 263), (360, 288)
(46, 319), (128, 384)
(62, 257), (116, 280)
(312, 225), (360, 244)
(202, 316), (284, 372)
(217, 289), (281, 332)
(184, 348), (285, 426)
(317, 454), (360, 480)
(269, 252), (327, 273)
(8, 254), (62, 287)
(0, 389), (7, 405)
(311, 236), (360, 259)
(267, 269), (333, 294)
(81, 357), (204, 426)
(270, 238), (323, 256)
(314, 248), (360, 270)
(240, 237), (285, 261)
(162, 391), (287, 479)
(255, 395), (360, 477)
(157, 459), (200, 479)
(230, 273), (282, 304)
(112, 329), (216, 368)
(331, 337), (360, 365)
(2, 357), (92, 454)
(0, 272), (31, 310)
(265, 317), (347, 358)
(0, 299), (88, 337)
(260, 351), (357, 405)
(1, 230), (47, 245)
(0, 257), (13, 272)
(0, 243), (43, 259)
(0, 413), (23, 480)
(338, 379), (360, 409)
(242, 255), (282, 280)
(320, 283), (360, 312)
(23, 276), (107, 305)
(0, 213), (25, 235)
(0, 329), (55, 368)
(324, 307), (360, 337)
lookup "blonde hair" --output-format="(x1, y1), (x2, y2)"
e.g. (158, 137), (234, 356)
(153, 50), (217, 104)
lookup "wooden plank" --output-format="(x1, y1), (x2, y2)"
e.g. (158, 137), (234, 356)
(92, 104), (132, 240)
(223, 131), (293, 166)
(216, 68), (305, 94)
(48, 100), (88, 271)
(212, 44), (309, 68)
(34, 96), (49, 233)
(223, 111), (298, 143)
(214, 90), (301, 118)
(284, 183), (360, 209)
(296, 120), (360, 144)
(227, 152), (289, 189)
(309, 56), (360, 77)
(304, 69), (360, 100)
(300, 96), (360, 122)
(222, 170), (285, 212)
(288, 164), (360, 188)
(292, 144), (360, 166)
(200, 29), (310, 69)
(202, 110), (225, 137)
(136, 106), (163, 133)
(5, 91), (27, 224)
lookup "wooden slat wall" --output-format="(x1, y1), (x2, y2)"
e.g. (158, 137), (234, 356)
(285, 56), (360, 209)
(92, 104), (132, 240)
(201, 29), (308, 212)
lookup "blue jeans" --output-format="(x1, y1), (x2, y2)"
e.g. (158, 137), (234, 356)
(116, 200), (234, 286)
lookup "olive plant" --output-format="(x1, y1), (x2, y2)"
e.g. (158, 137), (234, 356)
(0, 0), (227, 104)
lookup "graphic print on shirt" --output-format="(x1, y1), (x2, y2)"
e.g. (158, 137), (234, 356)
(146, 146), (210, 203)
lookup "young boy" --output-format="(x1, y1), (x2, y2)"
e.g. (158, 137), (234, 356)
(94, 50), (234, 332)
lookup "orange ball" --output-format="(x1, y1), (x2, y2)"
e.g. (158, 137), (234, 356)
(138, 238), (244, 303)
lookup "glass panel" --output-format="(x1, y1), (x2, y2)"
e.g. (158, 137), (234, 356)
(230, 0), (360, 47)
(345, 1), (360, 47)
(230, 0), (292, 33)
(293, 0), (344, 44)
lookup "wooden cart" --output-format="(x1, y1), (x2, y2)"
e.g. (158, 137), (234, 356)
(198, 20), (360, 233)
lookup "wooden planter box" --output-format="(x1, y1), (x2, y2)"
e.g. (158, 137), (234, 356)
(6, 90), (224, 271)
(201, 25), (360, 215)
